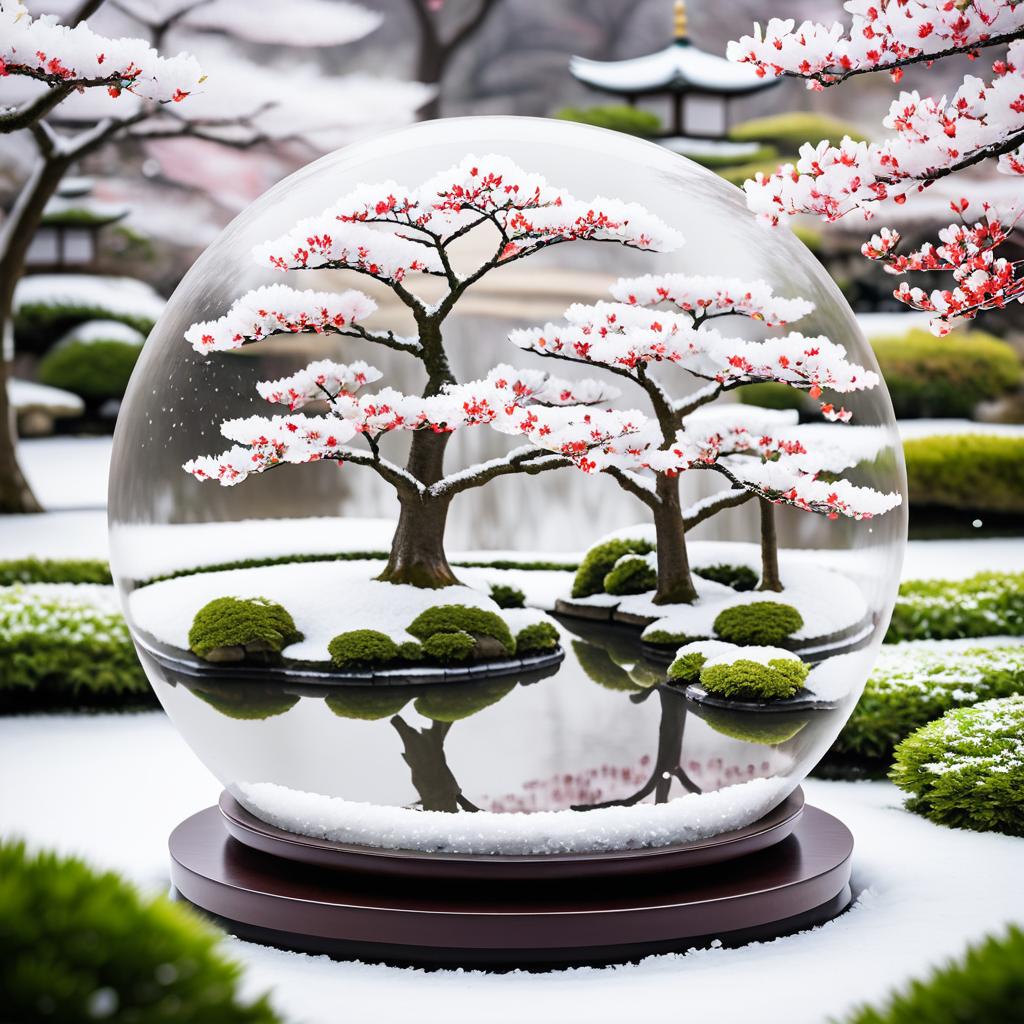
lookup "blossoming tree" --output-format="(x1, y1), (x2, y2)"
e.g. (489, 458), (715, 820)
(510, 273), (902, 603)
(183, 156), (681, 587)
(727, 2), (1024, 334)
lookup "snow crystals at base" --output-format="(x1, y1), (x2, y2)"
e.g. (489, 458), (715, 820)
(235, 776), (791, 856)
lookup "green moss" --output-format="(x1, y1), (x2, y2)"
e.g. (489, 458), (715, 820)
(327, 629), (399, 670)
(187, 597), (302, 661)
(397, 640), (424, 661)
(667, 651), (708, 685)
(325, 687), (410, 721)
(697, 707), (808, 745)
(873, 328), (1020, 419)
(737, 381), (809, 412)
(0, 557), (111, 585)
(407, 604), (514, 655)
(38, 338), (142, 407)
(728, 111), (868, 151)
(713, 601), (803, 645)
(887, 572), (1024, 642)
(554, 104), (661, 136)
(700, 657), (809, 700)
(603, 555), (656, 596)
(903, 434), (1024, 514)
(0, 840), (279, 1023)
(572, 640), (645, 692)
(515, 621), (560, 653)
(572, 538), (655, 598)
(890, 695), (1024, 836)
(191, 685), (299, 721)
(694, 563), (759, 592)
(413, 678), (517, 722)
(843, 926), (1024, 1024)
(421, 630), (476, 664)
(643, 628), (709, 646)
(489, 582), (525, 609)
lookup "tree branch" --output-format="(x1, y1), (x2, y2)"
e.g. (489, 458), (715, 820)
(682, 487), (753, 531)
(443, 0), (499, 57)
(430, 445), (568, 498)
(604, 464), (659, 508)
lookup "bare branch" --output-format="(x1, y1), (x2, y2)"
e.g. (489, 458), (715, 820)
(604, 464), (659, 508)
(683, 487), (753, 531)
(430, 446), (568, 498)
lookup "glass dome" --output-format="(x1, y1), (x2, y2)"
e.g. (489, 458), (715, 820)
(109, 116), (907, 856)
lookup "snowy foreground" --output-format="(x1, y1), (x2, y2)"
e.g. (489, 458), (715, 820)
(2, 711), (1022, 1024)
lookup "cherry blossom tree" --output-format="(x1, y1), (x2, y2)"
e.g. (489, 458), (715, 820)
(727, 2), (1024, 334)
(510, 273), (902, 602)
(183, 156), (681, 587)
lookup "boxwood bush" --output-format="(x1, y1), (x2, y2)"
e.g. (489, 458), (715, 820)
(871, 328), (1020, 418)
(0, 557), (112, 585)
(515, 621), (559, 653)
(700, 653), (809, 700)
(887, 572), (1024, 642)
(844, 926), (1024, 1024)
(407, 604), (514, 655)
(38, 326), (144, 410)
(891, 695), (1024, 836)
(554, 104), (662, 136)
(488, 582), (525, 609)
(603, 555), (656, 595)
(421, 630), (476, 663)
(903, 434), (1024, 514)
(713, 601), (803, 645)
(572, 537), (654, 598)
(728, 111), (868, 150)
(188, 597), (302, 661)
(327, 629), (398, 670)
(694, 563), (759, 591)
(0, 840), (278, 1023)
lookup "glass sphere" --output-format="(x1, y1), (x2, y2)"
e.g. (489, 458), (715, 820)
(109, 116), (906, 856)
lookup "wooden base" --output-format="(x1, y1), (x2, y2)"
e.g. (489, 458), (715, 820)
(169, 795), (853, 968)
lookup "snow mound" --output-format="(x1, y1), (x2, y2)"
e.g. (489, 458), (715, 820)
(14, 275), (165, 323)
(8, 379), (83, 414)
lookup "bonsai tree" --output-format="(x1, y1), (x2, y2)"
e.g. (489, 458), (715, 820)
(509, 273), (901, 603)
(728, 6), (1024, 333)
(183, 155), (681, 587)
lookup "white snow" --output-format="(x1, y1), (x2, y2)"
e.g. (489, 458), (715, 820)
(58, 319), (146, 346)
(7, 378), (83, 414)
(898, 418), (1024, 440)
(2, 712), (1023, 1024)
(17, 437), (111, 509)
(704, 645), (801, 669)
(855, 311), (934, 338)
(235, 776), (790, 856)
(13, 274), (165, 323)
(0, 510), (109, 560)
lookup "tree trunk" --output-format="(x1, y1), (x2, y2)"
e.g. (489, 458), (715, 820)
(391, 717), (469, 813)
(651, 472), (698, 605)
(758, 497), (784, 592)
(415, 45), (445, 121)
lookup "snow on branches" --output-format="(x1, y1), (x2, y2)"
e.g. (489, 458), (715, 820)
(256, 359), (383, 411)
(0, 3), (203, 102)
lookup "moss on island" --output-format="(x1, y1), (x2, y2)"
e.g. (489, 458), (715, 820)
(188, 597), (302, 662)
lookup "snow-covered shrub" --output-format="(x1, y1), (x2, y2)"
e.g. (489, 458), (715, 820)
(832, 645), (1024, 771)
(887, 572), (1024, 642)
(571, 538), (655, 598)
(421, 631), (476, 664)
(668, 639), (738, 685)
(414, 679), (516, 722)
(488, 583), (525, 609)
(604, 555), (657, 596)
(407, 605), (515, 657)
(0, 558), (111, 585)
(714, 601), (804, 645)
(0, 585), (149, 709)
(326, 688), (411, 721)
(187, 597), (302, 661)
(844, 925), (1024, 1024)
(871, 328), (1020, 419)
(891, 696), (1024, 836)
(693, 563), (759, 592)
(903, 435), (1024, 514)
(0, 840), (278, 1024)
(515, 621), (560, 654)
(700, 647), (809, 700)
(192, 684), (298, 721)
(37, 321), (145, 410)
(327, 629), (399, 670)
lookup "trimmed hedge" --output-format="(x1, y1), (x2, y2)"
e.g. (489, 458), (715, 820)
(728, 111), (868, 151)
(871, 328), (1020, 419)
(407, 604), (515, 655)
(515, 621), (560, 653)
(489, 582), (525, 609)
(38, 337), (142, 408)
(0, 557), (111, 585)
(572, 538), (655, 598)
(887, 572), (1024, 642)
(700, 655), (809, 700)
(903, 434), (1024, 514)
(0, 840), (279, 1023)
(844, 926), (1024, 1024)
(604, 555), (656, 596)
(713, 601), (803, 645)
(327, 629), (399, 670)
(554, 104), (662, 136)
(832, 645), (1024, 770)
(188, 597), (302, 661)
(891, 695), (1024, 836)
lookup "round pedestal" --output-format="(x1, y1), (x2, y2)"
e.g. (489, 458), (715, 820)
(169, 790), (853, 968)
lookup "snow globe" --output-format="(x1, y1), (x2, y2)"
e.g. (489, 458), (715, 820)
(109, 116), (906, 964)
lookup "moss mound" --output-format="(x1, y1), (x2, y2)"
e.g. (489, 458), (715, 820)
(327, 629), (399, 670)
(38, 337), (142, 408)
(188, 597), (302, 661)
(0, 557), (111, 585)
(572, 640), (645, 692)
(698, 708), (809, 745)
(700, 656), (809, 700)
(713, 601), (803, 645)
(325, 687), (411, 721)
(0, 840), (278, 1023)
(890, 695), (1024, 836)
(489, 583), (525, 609)
(515, 621), (560, 654)
(414, 678), (517, 722)
(668, 651), (709, 685)
(191, 685), (299, 721)
(604, 555), (656, 596)
(407, 604), (514, 656)
(572, 538), (655, 598)
(694, 563), (759, 592)
(422, 631), (476, 664)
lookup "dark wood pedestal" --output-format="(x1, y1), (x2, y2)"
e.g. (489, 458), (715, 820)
(169, 789), (853, 969)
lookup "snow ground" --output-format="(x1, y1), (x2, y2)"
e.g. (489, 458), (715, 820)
(17, 437), (111, 510)
(1, 711), (1021, 1024)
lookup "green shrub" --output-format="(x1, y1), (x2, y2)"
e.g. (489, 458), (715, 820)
(407, 604), (514, 655)
(0, 585), (151, 710)
(572, 538), (655, 598)
(422, 631), (476, 664)
(903, 434), (1024, 513)
(891, 695), (1024, 836)
(843, 926), (1024, 1024)
(887, 572), (1024, 642)
(697, 707), (808, 745)
(737, 381), (808, 412)
(191, 684), (299, 721)
(728, 111), (868, 151)
(0, 558), (112, 585)
(554, 104), (661, 136)
(694, 563), (759, 591)
(643, 628), (709, 646)
(414, 678), (516, 722)
(572, 640), (645, 692)
(0, 840), (278, 1023)
(833, 645), (1024, 768)
(397, 639), (424, 661)
(603, 555), (656, 595)
(327, 629), (399, 670)
(688, 143), (777, 169)
(325, 687), (410, 721)
(713, 601), (803, 645)
(38, 338), (142, 408)
(668, 651), (707, 685)
(515, 621), (560, 653)
(700, 655), (809, 700)
(488, 582), (525, 609)
(872, 328), (1020, 419)
(188, 597), (302, 661)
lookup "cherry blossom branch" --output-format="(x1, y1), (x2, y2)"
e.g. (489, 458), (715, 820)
(682, 486), (754, 530)
(604, 464), (659, 508)
(430, 446), (570, 498)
